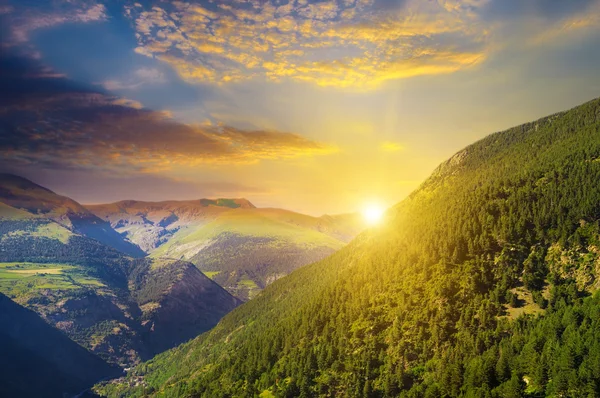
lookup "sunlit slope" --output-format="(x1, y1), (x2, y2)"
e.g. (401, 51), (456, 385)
(90, 200), (363, 300)
(87, 198), (255, 252)
(150, 208), (356, 299)
(97, 97), (600, 397)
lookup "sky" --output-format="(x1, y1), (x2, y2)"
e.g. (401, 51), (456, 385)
(0, 0), (599, 215)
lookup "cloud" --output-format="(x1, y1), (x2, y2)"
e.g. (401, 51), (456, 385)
(380, 141), (404, 152)
(126, 0), (489, 88)
(523, 1), (600, 45)
(101, 67), (166, 91)
(4, 2), (107, 45)
(0, 54), (336, 174)
(479, 0), (597, 22)
(5, 0), (598, 90)
(122, 0), (600, 89)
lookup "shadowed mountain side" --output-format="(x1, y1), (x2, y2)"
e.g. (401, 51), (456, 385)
(0, 293), (121, 398)
(0, 175), (243, 366)
(129, 258), (242, 355)
(0, 173), (144, 257)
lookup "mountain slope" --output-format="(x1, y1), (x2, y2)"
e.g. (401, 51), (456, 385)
(0, 255), (240, 366)
(0, 293), (120, 397)
(86, 198), (256, 252)
(0, 173), (144, 257)
(97, 97), (600, 397)
(128, 258), (242, 355)
(0, 176), (241, 366)
(89, 200), (363, 300)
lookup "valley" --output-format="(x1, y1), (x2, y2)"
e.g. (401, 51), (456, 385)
(0, 176), (243, 367)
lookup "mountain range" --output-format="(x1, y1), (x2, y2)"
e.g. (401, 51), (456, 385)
(88, 199), (363, 300)
(96, 97), (600, 397)
(0, 173), (144, 257)
(0, 172), (360, 374)
(0, 176), (241, 366)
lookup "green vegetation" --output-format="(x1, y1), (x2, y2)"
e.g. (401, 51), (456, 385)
(96, 98), (600, 397)
(0, 217), (240, 366)
(151, 210), (344, 258)
(150, 211), (349, 300)
(0, 262), (104, 299)
(89, 198), (362, 301)
(203, 271), (221, 278)
(0, 173), (145, 257)
(2, 222), (73, 243)
(198, 198), (239, 208)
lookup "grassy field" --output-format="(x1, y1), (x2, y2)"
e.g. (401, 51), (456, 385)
(151, 209), (344, 259)
(0, 262), (104, 299)
(203, 271), (221, 279)
(1, 222), (72, 244)
(502, 284), (548, 320)
(238, 277), (259, 288)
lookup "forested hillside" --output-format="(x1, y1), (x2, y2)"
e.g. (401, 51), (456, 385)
(97, 97), (600, 397)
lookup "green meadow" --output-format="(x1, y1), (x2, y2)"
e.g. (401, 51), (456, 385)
(0, 262), (104, 299)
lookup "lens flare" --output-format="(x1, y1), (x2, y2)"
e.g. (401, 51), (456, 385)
(362, 204), (384, 225)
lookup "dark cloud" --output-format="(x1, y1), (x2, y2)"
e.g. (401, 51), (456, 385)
(0, 54), (98, 103)
(0, 53), (336, 174)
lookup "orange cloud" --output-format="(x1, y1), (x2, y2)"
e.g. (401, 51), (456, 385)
(126, 0), (489, 88)
(0, 68), (337, 173)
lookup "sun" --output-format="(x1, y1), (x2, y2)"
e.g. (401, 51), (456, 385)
(362, 203), (385, 225)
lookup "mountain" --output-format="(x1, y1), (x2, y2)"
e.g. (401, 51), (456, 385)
(0, 292), (120, 397)
(0, 247), (240, 367)
(86, 198), (256, 252)
(0, 254), (240, 366)
(88, 200), (363, 300)
(128, 258), (241, 355)
(0, 175), (241, 366)
(96, 97), (600, 397)
(0, 173), (144, 257)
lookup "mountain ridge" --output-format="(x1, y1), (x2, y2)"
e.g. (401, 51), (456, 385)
(87, 198), (363, 300)
(0, 173), (144, 257)
(0, 175), (243, 366)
